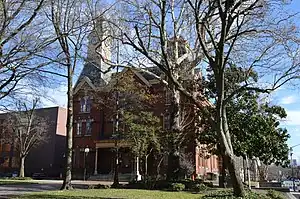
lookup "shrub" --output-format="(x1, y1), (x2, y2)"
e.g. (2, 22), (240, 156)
(202, 189), (272, 199)
(193, 183), (209, 192)
(170, 183), (185, 192)
(203, 181), (214, 187)
(266, 189), (285, 199)
(126, 181), (146, 189)
(154, 180), (170, 190)
(177, 179), (192, 190)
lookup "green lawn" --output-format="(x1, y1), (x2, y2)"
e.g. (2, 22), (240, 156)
(16, 189), (203, 199)
(0, 179), (38, 185)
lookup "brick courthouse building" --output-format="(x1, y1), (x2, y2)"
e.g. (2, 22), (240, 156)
(72, 19), (220, 180)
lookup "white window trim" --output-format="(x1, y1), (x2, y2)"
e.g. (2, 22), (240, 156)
(76, 121), (82, 136)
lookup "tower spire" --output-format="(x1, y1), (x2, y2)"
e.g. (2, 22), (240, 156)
(85, 16), (112, 83)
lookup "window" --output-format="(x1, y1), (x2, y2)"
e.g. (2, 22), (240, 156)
(80, 96), (91, 112)
(163, 113), (170, 130)
(86, 120), (92, 136)
(165, 90), (172, 104)
(77, 122), (82, 135)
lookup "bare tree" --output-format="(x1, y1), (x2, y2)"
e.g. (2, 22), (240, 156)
(0, 0), (58, 102)
(3, 98), (49, 177)
(98, 0), (300, 196)
(48, 0), (115, 190)
(49, 0), (88, 189)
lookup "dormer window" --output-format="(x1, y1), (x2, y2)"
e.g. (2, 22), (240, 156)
(80, 96), (91, 113)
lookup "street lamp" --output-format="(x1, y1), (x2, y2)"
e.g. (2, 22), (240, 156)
(83, 147), (90, 181)
(290, 144), (300, 191)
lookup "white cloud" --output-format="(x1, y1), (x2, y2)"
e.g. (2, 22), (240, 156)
(280, 96), (297, 105)
(282, 110), (300, 126)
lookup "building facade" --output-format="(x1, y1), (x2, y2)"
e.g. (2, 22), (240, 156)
(0, 106), (67, 177)
(72, 19), (220, 180)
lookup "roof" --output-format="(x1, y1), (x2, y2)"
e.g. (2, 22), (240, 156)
(76, 62), (106, 88)
(138, 67), (163, 81)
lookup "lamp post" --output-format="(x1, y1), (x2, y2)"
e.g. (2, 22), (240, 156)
(290, 144), (300, 191)
(83, 147), (90, 181)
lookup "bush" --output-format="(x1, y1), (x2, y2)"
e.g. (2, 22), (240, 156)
(170, 183), (185, 192)
(193, 183), (209, 192)
(203, 181), (214, 187)
(178, 179), (193, 190)
(202, 189), (285, 199)
(266, 189), (285, 199)
(126, 181), (148, 189)
(154, 180), (170, 190)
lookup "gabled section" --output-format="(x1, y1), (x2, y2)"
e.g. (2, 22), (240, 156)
(106, 67), (152, 89)
(130, 68), (151, 87)
(74, 76), (96, 95)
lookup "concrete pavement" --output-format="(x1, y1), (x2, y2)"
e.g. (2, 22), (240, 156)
(0, 180), (115, 198)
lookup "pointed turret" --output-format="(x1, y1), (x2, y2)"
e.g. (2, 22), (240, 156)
(76, 16), (112, 88)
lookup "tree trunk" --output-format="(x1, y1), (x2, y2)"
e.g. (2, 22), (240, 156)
(224, 153), (245, 196)
(112, 142), (119, 187)
(167, 88), (181, 181)
(215, 71), (244, 197)
(219, 154), (226, 188)
(254, 158), (258, 181)
(145, 155), (148, 177)
(245, 155), (251, 189)
(167, 151), (180, 181)
(243, 157), (246, 182)
(61, 62), (73, 190)
(19, 156), (25, 178)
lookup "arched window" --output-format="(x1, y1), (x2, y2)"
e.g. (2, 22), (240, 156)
(77, 121), (82, 135)
(86, 119), (92, 135)
(80, 98), (85, 112)
(80, 96), (92, 113)
(86, 97), (91, 112)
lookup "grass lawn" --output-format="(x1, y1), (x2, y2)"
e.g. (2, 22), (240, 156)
(0, 179), (38, 185)
(15, 189), (203, 199)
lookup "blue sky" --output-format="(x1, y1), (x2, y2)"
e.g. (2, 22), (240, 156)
(274, 0), (300, 164)
(41, 0), (300, 164)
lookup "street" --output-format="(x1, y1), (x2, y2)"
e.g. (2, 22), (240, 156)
(0, 180), (112, 198)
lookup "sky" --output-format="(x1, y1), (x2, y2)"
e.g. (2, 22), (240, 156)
(40, 0), (300, 165)
(275, 0), (300, 165)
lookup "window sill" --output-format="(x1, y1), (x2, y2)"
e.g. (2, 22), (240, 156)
(74, 135), (82, 137)
(84, 134), (92, 137)
(79, 111), (91, 114)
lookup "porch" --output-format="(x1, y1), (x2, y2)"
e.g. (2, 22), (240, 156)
(90, 140), (141, 181)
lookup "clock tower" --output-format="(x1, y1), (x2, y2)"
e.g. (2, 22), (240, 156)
(86, 16), (112, 83)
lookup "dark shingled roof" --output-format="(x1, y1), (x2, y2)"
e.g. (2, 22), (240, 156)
(139, 67), (162, 81)
(76, 62), (106, 87)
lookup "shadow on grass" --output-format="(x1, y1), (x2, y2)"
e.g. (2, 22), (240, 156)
(0, 182), (39, 185)
(16, 195), (125, 199)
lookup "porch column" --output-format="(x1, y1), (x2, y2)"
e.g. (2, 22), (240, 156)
(94, 147), (98, 175)
(134, 156), (142, 181)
